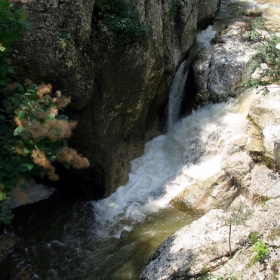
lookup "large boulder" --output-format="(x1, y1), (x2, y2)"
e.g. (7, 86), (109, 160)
(193, 1), (257, 105)
(170, 172), (239, 213)
(248, 89), (280, 165)
(140, 197), (280, 280)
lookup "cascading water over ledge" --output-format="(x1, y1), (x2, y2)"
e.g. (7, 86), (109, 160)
(3, 23), (260, 280)
(167, 60), (190, 131)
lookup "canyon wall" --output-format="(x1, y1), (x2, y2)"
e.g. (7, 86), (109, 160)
(11, 0), (220, 197)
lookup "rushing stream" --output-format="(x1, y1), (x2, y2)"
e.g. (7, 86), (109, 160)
(1, 0), (268, 277)
(1, 87), (258, 279)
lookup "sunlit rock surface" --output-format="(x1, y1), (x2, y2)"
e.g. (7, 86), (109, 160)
(141, 0), (280, 276)
(140, 197), (280, 280)
(10, 179), (55, 209)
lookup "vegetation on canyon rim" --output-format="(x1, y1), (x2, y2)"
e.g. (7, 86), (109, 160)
(0, 0), (89, 225)
(93, 0), (150, 45)
(243, 17), (280, 94)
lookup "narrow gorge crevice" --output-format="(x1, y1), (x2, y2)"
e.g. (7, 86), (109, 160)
(179, 64), (198, 119)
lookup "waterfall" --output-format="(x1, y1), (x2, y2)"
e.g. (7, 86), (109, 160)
(92, 89), (257, 239)
(3, 24), (259, 280)
(167, 60), (189, 131)
(167, 25), (217, 131)
(92, 25), (242, 239)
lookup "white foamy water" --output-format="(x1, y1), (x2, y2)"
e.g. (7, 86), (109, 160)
(196, 25), (216, 49)
(92, 89), (257, 239)
(167, 60), (189, 131)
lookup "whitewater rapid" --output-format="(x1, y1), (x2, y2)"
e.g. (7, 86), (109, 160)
(92, 89), (257, 239)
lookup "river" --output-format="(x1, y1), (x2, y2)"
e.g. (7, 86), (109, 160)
(1, 0), (275, 278)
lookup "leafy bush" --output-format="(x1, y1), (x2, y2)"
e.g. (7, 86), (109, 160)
(249, 231), (258, 245)
(0, 83), (90, 224)
(94, 0), (149, 45)
(0, 193), (14, 225)
(0, 1), (89, 225)
(243, 17), (280, 93)
(253, 239), (269, 261)
(0, 0), (30, 90)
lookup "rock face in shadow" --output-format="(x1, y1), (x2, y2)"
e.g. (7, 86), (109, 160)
(10, 0), (220, 197)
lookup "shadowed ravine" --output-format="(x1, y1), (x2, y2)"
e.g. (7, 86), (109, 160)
(1, 87), (258, 279)
(0, 9), (262, 277)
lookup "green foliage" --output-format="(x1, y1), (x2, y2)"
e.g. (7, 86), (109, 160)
(59, 38), (67, 50)
(243, 17), (265, 42)
(243, 17), (280, 94)
(0, 4), (89, 226)
(253, 239), (269, 261)
(93, 0), (149, 45)
(201, 265), (208, 276)
(0, 82), (90, 225)
(249, 231), (258, 245)
(0, 0), (30, 90)
(165, 0), (182, 21)
(224, 204), (253, 258)
(1, 81), (91, 185)
(0, 195), (14, 225)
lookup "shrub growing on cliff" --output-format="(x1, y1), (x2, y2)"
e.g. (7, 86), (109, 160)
(0, 0), (30, 90)
(0, 1), (89, 225)
(0, 82), (90, 224)
(253, 239), (269, 262)
(243, 17), (280, 94)
(93, 0), (150, 45)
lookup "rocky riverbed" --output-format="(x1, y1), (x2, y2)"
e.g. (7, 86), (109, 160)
(140, 0), (280, 279)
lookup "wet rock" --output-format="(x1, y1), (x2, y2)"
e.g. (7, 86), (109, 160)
(0, 234), (19, 258)
(10, 179), (55, 208)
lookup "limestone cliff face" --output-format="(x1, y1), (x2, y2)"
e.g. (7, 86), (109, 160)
(11, 0), (220, 197)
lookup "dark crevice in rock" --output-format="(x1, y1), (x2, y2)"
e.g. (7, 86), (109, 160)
(197, 0), (222, 30)
(179, 64), (198, 119)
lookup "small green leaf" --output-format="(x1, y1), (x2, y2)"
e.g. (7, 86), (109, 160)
(27, 83), (37, 91)
(3, 178), (17, 190)
(62, 139), (68, 147)
(4, 163), (15, 172)
(14, 126), (26, 136)
(20, 104), (28, 110)
(46, 114), (56, 120)
(7, 67), (14, 74)
(23, 147), (32, 154)
(49, 155), (57, 162)
(17, 110), (28, 120)
(17, 83), (25, 93)
(18, 163), (34, 172)
(57, 114), (68, 121)
(63, 161), (70, 169)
